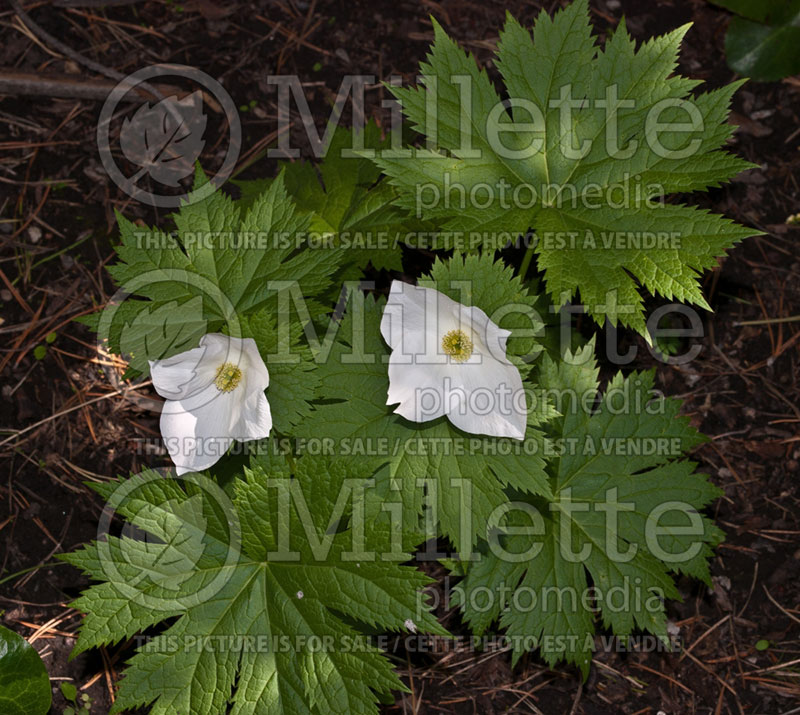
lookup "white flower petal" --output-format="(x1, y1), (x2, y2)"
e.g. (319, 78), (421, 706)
(446, 354), (527, 440)
(160, 385), (237, 475)
(382, 281), (468, 364)
(149, 346), (217, 400)
(464, 304), (512, 363)
(241, 337), (269, 391)
(199, 332), (239, 353)
(381, 281), (429, 358)
(231, 390), (272, 442)
(386, 356), (449, 423)
(200, 332), (247, 371)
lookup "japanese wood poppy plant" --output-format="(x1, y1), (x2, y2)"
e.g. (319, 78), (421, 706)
(65, 0), (759, 712)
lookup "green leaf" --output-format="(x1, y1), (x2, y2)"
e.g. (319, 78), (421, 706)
(244, 308), (320, 434)
(711, 0), (800, 25)
(236, 122), (417, 276)
(117, 296), (208, 375)
(101, 168), (345, 373)
(0, 624), (52, 715)
(376, 0), (758, 335)
(720, 2), (800, 82)
(60, 460), (444, 714)
(60, 681), (78, 702)
(454, 342), (723, 677)
(297, 254), (555, 555)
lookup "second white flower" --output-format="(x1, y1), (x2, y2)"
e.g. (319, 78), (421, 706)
(380, 281), (527, 440)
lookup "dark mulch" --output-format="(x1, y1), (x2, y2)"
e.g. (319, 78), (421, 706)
(1, 0), (798, 713)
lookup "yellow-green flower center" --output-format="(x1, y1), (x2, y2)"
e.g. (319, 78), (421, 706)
(441, 329), (473, 362)
(214, 362), (243, 392)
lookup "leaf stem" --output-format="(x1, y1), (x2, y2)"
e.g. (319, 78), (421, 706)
(0, 560), (68, 587)
(518, 240), (536, 279)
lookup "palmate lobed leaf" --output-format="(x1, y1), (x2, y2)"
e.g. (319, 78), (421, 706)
(60, 458), (444, 714)
(453, 342), (723, 677)
(101, 167), (344, 375)
(235, 122), (420, 278)
(115, 295), (209, 375)
(376, 0), (759, 335)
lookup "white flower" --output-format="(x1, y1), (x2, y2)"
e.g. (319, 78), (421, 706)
(149, 333), (271, 475)
(380, 281), (527, 440)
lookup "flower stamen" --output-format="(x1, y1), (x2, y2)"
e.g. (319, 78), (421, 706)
(441, 329), (474, 362)
(214, 362), (243, 392)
